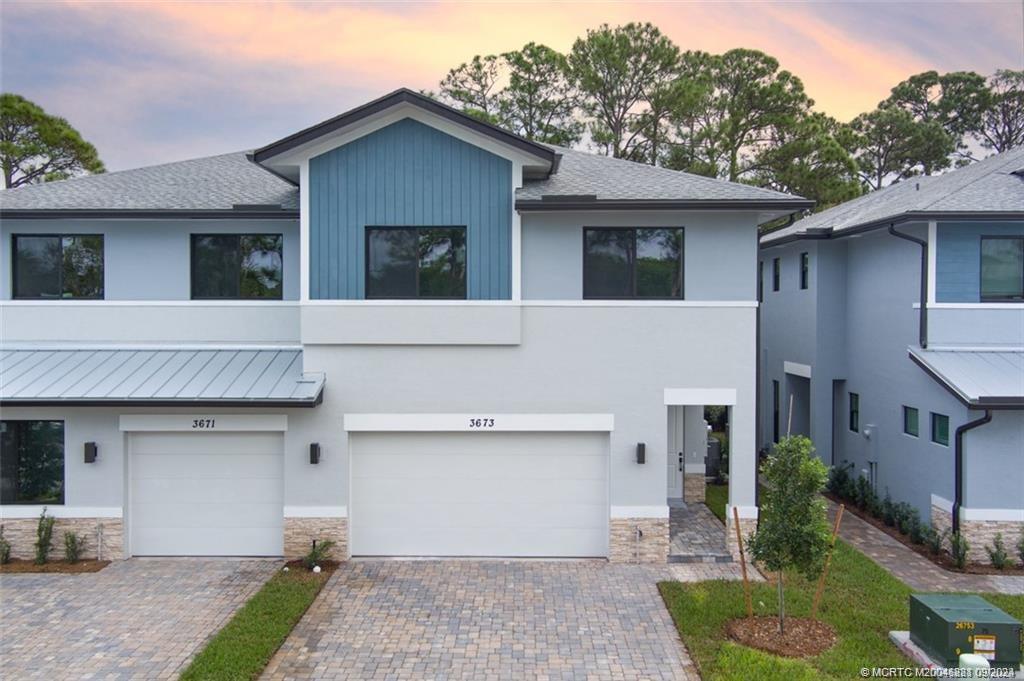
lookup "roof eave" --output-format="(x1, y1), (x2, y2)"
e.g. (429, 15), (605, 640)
(0, 394), (324, 409)
(908, 350), (1024, 411)
(0, 209), (300, 220)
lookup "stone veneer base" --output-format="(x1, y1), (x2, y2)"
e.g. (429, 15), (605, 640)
(283, 517), (348, 560)
(0, 517), (124, 561)
(609, 518), (669, 563)
(725, 516), (757, 562)
(930, 504), (1023, 564)
(684, 474), (706, 503)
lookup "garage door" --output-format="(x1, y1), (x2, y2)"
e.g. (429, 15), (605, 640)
(130, 431), (283, 556)
(350, 431), (608, 557)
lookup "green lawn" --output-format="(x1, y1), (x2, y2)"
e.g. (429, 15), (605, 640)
(179, 566), (331, 681)
(659, 540), (1024, 681)
(705, 483), (728, 523)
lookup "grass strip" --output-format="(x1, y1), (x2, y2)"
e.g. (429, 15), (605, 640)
(704, 483), (728, 523)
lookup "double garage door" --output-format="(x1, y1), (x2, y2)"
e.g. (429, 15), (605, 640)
(350, 431), (609, 558)
(129, 429), (608, 558)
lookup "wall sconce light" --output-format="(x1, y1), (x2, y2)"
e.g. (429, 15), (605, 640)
(309, 443), (321, 465)
(636, 442), (646, 464)
(84, 442), (98, 464)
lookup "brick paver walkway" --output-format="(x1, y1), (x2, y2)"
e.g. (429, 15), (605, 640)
(263, 560), (749, 681)
(831, 502), (1024, 595)
(0, 558), (277, 680)
(669, 503), (731, 563)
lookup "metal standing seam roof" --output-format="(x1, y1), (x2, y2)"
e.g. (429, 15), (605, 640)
(0, 348), (324, 407)
(762, 145), (1024, 245)
(909, 347), (1024, 409)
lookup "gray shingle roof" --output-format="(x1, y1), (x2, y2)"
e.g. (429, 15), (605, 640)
(763, 147), (1024, 244)
(0, 347), (323, 406)
(0, 152), (299, 213)
(518, 145), (809, 207)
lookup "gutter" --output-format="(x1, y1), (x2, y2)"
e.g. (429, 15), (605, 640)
(887, 224), (928, 349)
(515, 198), (814, 212)
(952, 410), (992, 534)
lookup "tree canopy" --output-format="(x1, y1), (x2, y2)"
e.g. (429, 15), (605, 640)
(0, 93), (105, 189)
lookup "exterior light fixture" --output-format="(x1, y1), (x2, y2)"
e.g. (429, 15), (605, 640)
(309, 443), (321, 464)
(636, 442), (646, 464)
(84, 442), (98, 463)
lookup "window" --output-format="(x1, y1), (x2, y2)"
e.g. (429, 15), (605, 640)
(772, 380), (780, 443)
(191, 234), (283, 299)
(931, 413), (950, 446)
(13, 235), (104, 299)
(366, 227), (466, 299)
(772, 257), (780, 292)
(0, 421), (65, 505)
(903, 406), (919, 437)
(981, 237), (1024, 301)
(849, 392), (860, 433)
(758, 261), (764, 302)
(800, 252), (809, 290)
(583, 228), (683, 299)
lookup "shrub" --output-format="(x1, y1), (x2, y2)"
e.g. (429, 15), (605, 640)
(853, 475), (875, 512)
(1018, 533), (1024, 567)
(34, 508), (55, 565)
(866, 492), (884, 520)
(881, 492), (896, 527)
(986, 533), (1009, 570)
(894, 502), (916, 536)
(301, 539), (336, 570)
(0, 525), (10, 565)
(905, 509), (924, 544)
(64, 531), (86, 564)
(923, 526), (947, 555)
(949, 532), (970, 569)
(826, 462), (853, 497)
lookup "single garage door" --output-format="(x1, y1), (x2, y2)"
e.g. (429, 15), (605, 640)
(130, 431), (283, 556)
(350, 431), (608, 557)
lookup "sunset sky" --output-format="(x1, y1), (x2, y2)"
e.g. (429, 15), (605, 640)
(2, 1), (1022, 171)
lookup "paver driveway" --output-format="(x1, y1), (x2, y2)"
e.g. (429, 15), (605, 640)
(263, 560), (702, 681)
(0, 558), (277, 680)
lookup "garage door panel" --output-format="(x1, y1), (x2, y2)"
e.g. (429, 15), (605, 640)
(351, 431), (608, 557)
(132, 501), (283, 528)
(133, 452), (280, 479)
(132, 432), (281, 456)
(133, 476), (282, 504)
(132, 527), (282, 556)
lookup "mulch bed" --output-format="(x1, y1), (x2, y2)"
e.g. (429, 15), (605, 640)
(282, 559), (340, 577)
(0, 558), (110, 574)
(727, 616), (837, 658)
(826, 494), (1024, 576)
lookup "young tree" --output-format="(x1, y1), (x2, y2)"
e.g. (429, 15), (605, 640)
(977, 69), (1024, 153)
(0, 93), (105, 188)
(747, 435), (832, 634)
(568, 22), (681, 159)
(499, 43), (583, 146)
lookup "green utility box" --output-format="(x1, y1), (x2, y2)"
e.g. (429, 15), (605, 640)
(909, 594), (1022, 670)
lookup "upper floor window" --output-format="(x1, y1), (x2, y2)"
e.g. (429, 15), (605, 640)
(366, 227), (466, 299)
(0, 420), (65, 505)
(583, 227), (683, 299)
(12, 235), (103, 299)
(191, 234), (283, 299)
(848, 392), (860, 433)
(772, 257), (781, 292)
(800, 252), (809, 290)
(981, 236), (1024, 301)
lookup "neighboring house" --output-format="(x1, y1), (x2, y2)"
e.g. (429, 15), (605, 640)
(0, 89), (809, 563)
(759, 148), (1024, 561)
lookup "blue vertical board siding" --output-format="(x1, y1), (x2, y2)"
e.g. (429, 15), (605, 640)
(935, 222), (1024, 302)
(309, 118), (513, 299)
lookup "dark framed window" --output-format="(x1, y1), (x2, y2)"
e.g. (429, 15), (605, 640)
(583, 227), (683, 299)
(772, 257), (781, 292)
(903, 406), (919, 437)
(772, 379), (780, 443)
(12, 234), (104, 299)
(931, 413), (949, 446)
(191, 234), (283, 299)
(0, 420), (65, 505)
(849, 392), (860, 433)
(757, 261), (764, 302)
(981, 236), (1024, 301)
(366, 227), (466, 299)
(800, 252), (809, 290)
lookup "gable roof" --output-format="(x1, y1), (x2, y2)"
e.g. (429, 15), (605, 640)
(0, 151), (299, 219)
(517, 145), (812, 211)
(253, 88), (557, 169)
(763, 146), (1024, 246)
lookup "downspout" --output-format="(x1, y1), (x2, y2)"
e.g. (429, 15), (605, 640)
(887, 224), (928, 349)
(952, 410), (992, 534)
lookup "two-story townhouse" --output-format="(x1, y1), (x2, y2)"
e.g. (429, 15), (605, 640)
(759, 148), (1024, 561)
(0, 89), (809, 563)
